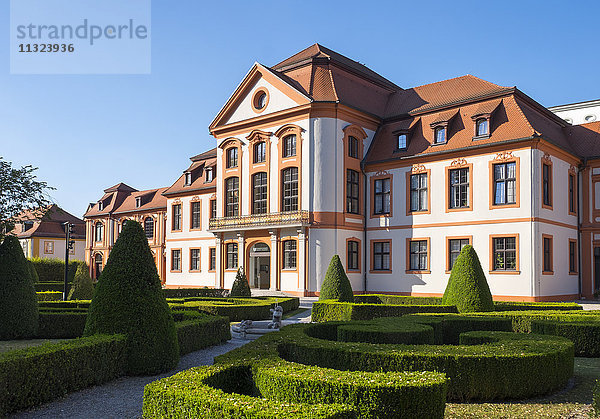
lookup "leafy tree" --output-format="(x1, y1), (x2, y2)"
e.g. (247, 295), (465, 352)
(230, 267), (251, 297)
(319, 255), (354, 302)
(83, 220), (179, 375)
(68, 262), (94, 300)
(442, 245), (494, 313)
(0, 235), (39, 339)
(0, 157), (53, 239)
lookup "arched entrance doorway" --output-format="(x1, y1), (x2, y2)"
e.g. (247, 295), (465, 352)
(93, 253), (103, 280)
(248, 242), (270, 289)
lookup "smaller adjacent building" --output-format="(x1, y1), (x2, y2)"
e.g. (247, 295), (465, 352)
(83, 183), (168, 281)
(550, 99), (600, 125)
(12, 204), (85, 260)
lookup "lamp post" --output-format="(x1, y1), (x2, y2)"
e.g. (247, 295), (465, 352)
(62, 222), (75, 300)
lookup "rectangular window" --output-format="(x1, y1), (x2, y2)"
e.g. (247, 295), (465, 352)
(347, 240), (359, 271)
(191, 201), (201, 229)
(569, 240), (577, 273)
(171, 249), (181, 271)
(172, 204), (182, 231)
(282, 167), (298, 211)
(372, 241), (390, 271)
(493, 237), (517, 271)
(283, 135), (296, 158)
(543, 163), (552, 207)
(397, 134), (407, 150)
(254, 142), (266, 163)
(283, 240), (297, 269)
(210, 199), (217, 219)
(493, 162), (516, 205)
(569, 173), (576, 214)
(409, 240), (428, 271)
(252, 172), (268, 214)
(184, 172), (192, 186)
(348, 136), (359, 158)
(374, 178), (391, 215)
(543, 236), (553, 273)
(410, 173), (428, 212)
(448, 238), (470, 270)
(226, 148), (238, 168)
(190, 249), (200, 271)
(449, 167), (470, 209)
(226, 243), (238, 269)
(346, 169), (360, 214)
(205, 167), (214, 182)
(225, 177), (239, 217)
(209, 247), (216, 271)
(44, 241), (54, 254)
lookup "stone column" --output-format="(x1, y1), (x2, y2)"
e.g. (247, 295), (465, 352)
(297, 228), (306, 293)
(269, 230), (278, 291)
(237, 232), (245, 275)
(214, 235), (222, 289)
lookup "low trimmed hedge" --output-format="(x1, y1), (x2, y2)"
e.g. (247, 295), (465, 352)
(143, 364), (358, 418)
(531, 319), (600, 357)
(173, 311), (231, 355)
(35, 282), (66, 292)
(493, 301), (582, 311)
(163, 288), (225, 298)
(0, 334), (127, 416)
(183, 296), (299, 321)
(29, 258), (80, 283)
(38, 312), (88, 338)
(36, 291), (63, 301)
(311, 299), (457, 322)
(217, 316), (574, 402)
(38, 300), (91, 310)
(593, 380), (600, 417)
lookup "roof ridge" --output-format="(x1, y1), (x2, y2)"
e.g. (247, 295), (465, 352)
(410, 74), (510, 91)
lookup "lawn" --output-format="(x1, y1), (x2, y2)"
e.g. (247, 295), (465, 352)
(446, 357), (600, 418)
(0, 339), (66, 353)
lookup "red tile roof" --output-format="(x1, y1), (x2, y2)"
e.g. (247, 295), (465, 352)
(12, 204), (85, 239)
(163, 152), (217, 197)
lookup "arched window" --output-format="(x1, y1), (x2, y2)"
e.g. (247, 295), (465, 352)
(94, 253), (103, 280)
(94, 222), (103, 242)
(144, 217), (154, 239)
(475, 118), (489, 137)
(282, 135), (296, 158)
(434, 126), (446, 144)
(282, 167), (298, 211)
(225, 177), (239, 216)
(254, 141), (266, 163)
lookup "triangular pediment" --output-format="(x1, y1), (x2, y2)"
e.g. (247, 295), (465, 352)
(209, 63), (310, 132)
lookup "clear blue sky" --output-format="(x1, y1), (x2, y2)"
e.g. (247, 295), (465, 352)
(2, 0), (599, 218)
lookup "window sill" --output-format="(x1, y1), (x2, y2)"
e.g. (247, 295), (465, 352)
(171, 229), (182, 233)
(190, 228), (203, 231)
(489, 270), (521, 275)
(282, 268), (297, 272)
(408, 209), (430, 215)
(406, 270), (431, 274)
(189, 269), (201, 273)
(541, 204), (553, 210)
(446, 207), (472, 213)
(170, 270), (182, 273)
(208, 269), (216, 273)
(542, 271), (554, 275)
(393, 148), (408, 153)
(430, 142), (447, 147)
(347, 269), (361, 273)
(568, 211), (577, 217)
(472, 135), (490, 141)
(490, 203), (519, 209)
(371, 213), (391, 218)
(225, 268), (238, 272)
(369, 270), (392, 274)
(569, 271), (578, 275)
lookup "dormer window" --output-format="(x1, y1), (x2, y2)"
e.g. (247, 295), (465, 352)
(135, 196), (142, 208)
(205, 167), (214, 182)
(475, 118), (489, 137)
(97, 201), (104, 211)
(184, 172), (192, 186)
(397, 133), (408, 150)
(434, 126), (446, 144)
(23, 221), (34, 231)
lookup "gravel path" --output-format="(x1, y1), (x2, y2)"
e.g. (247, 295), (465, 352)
(10, 308), (313, 419)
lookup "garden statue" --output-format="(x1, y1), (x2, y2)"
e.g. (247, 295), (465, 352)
(267, 304), (283, 329)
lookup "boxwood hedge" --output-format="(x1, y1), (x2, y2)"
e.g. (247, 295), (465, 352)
(0, 334), (127, 416)
(162, 288), (225, 298)
(143, 364), (358, 418)
(29, 258), (79, 283)
(38, 311), (88, 338)
(172, 311), (231, 355)
(593, 380), (599, 417)
(182, 296), (299, 321)
(36, 291), (63, 301)
(217, 316), (574, 402)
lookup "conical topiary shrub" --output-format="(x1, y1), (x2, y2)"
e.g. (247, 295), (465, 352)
(27, 260), (39, 283)
(230, 267), (251, 297)
(83, 220), (179, 375)
(0, 236), (39, 339)
(319, 255), (354, 302)
(68, 262), (94, 300)
(442, 245), (494, 313)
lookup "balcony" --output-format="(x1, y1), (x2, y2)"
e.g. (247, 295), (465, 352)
(209, 210), (310, 231)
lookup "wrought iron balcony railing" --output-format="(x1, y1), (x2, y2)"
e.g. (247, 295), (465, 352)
(209, 210), (310, 231)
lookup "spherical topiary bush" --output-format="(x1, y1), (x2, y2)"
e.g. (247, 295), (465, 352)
(442, 245), (493, 313)
(230, 267), (251, 297)
(319, 255), (354, 302)
(68, 261), (94, 300)
(83, 220), (179, 375)
(0, 236), (39, 339)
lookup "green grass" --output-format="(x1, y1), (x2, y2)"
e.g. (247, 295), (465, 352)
(445, 357), (600, 418)
(0, 339), (67, 353)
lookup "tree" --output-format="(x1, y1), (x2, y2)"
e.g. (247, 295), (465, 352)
(68, 262), (94, 300)
(0, 235), (39, 339)
(0, 157), (53, 239)
(319, 255), (354, 302)
(230, 267), (251, 297)
(83, 220), (179, 375)
(442, 245), (494, 313)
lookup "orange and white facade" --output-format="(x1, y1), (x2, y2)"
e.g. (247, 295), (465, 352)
(85, 44), (600, 301)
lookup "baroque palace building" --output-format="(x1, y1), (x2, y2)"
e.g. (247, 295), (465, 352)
(85, 44), (600, 301)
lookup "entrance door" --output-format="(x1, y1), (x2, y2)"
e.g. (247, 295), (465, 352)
(595, 247), (600, 292)
(249, 243), (270, 289)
